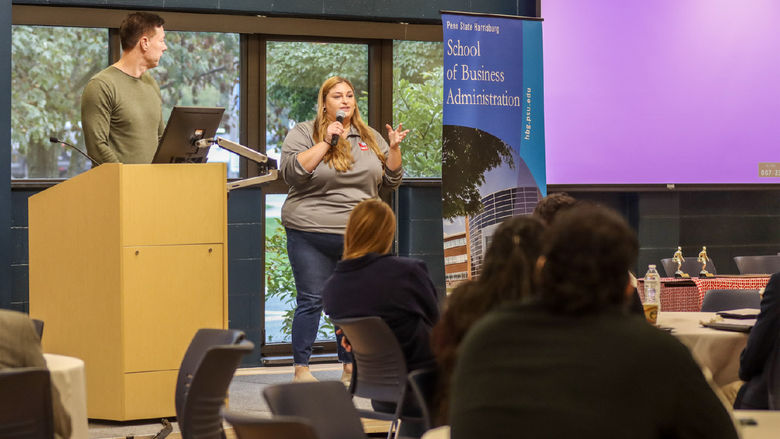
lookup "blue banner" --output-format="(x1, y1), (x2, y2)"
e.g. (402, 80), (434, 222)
(441, 12), (545, 219)
(441, 12), (545, 285)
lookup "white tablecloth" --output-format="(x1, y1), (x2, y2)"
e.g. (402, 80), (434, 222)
(44, 353), (88, 439)
(734, 410), (780, 439)
(657, 312), (749, 387)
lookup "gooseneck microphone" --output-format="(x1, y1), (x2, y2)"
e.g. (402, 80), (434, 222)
(330, 110), (347, 147)
(50, 136), (100, 167)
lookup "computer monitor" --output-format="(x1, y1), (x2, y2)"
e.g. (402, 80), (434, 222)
(152, 106), (225, 164)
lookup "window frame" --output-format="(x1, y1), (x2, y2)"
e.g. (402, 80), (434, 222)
(11, 4), (443, 358)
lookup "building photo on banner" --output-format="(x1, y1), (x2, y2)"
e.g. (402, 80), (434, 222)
(440, 12), (545, 289)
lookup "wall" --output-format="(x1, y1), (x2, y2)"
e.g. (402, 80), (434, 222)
(571, 189), (780, 276)
(12, 0), (538, 23)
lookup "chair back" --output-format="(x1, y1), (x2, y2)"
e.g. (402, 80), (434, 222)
(222, 411), (319, 439)
(176, 328), (245, 417)
(734, 255), (780, 275)
(407, 368), (438, 431)
(178, 340), (254, 439)
(31, 319), (44, 341)
(660, 257), (717, 277)
(263, 381), (366, 439)
(0, 367), (54, 439)
(700, 289), (761, 312)
(334, 317), (408, 403)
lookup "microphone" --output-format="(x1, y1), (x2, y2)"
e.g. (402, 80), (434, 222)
(50, 136), (100, 167)
(330, 110), (347, 147)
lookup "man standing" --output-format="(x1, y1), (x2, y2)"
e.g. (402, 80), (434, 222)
(81, 12), (167, 164)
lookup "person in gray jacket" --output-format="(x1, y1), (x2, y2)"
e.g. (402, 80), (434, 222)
(280, 75), (408, 382)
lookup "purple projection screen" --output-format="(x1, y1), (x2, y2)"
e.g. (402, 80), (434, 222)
(543, 1), (780, 184)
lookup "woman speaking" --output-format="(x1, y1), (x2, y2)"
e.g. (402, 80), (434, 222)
(280, 76), (408, 382)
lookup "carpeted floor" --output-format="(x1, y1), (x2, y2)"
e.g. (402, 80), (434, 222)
(87, 363), (374, 439)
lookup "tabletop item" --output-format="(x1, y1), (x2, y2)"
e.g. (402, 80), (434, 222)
(643, 265), (661, 324)
(672, 246), (690, 278)
(699, 246), (716, 278)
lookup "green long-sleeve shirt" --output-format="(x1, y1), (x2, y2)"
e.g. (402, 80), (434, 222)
(81, 66), (164, 164)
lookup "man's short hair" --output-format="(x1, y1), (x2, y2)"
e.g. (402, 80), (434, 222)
(119, 12), (165, 52)
(533, 192), (577, 225)
(539, 205), (638, 315)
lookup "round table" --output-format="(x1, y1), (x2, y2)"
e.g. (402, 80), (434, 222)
(44, 353), (88, 439)
(657, 312), (749, 387)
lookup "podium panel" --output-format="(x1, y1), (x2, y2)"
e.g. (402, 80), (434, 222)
(29, 163), (228, 420)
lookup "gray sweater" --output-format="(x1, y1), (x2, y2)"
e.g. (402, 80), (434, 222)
(280, 120), (403, 234)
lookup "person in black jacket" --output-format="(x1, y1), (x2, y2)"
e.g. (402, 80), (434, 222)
(322, 199), (439, 373)
(450, 205), (738, 439)
(735, 272), (780, 409)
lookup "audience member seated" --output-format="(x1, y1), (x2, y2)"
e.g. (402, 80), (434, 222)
(430, 215), (545, 425)
(734, 272), (780, 409)
(449, 206), (738, 439)
(0, 309), (72, 439)
(532, 191), (576, 225)
(322, 199), (440, 374)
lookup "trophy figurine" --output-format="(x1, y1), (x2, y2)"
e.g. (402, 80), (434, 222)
(697, 246), (715, 278)
(672, 246), (690, 278)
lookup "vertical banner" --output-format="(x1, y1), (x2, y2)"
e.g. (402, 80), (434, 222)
(441, 12), (545, 287)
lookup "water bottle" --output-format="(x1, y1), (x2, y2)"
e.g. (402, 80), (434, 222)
(643, 264), (661, 324)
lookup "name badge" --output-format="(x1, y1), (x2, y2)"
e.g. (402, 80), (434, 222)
(359, 142), (368, 151)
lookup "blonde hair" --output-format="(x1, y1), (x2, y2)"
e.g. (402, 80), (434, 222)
(313, 76), (386, 172)
(343, 199), (396, 260)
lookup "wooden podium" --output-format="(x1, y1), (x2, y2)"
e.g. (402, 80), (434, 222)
(28, 163), (228, 421)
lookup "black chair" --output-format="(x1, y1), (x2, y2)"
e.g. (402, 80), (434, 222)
(661, 257), (717, 277)
(734, 255), (780, 275)
(700, 289), (761, 312)
(222, 411), (319, 439)
(407, 368), (438, 431)
(334, 316), (424, 439)
(31, 319), (44, 341)
(176, 329), (253, 439)
(175, 328), (246, 419)
(263, 381), (367, 439)
(0, 367), (55, 439)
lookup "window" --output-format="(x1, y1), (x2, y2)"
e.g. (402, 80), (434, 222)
(154, 31), (241, 178)
(445, 254), (468, 265)
(264, 40), (369, 344)
(393, 40), (443, 178)
(11, 26), (108, 178)
(444, 237), (467, 249)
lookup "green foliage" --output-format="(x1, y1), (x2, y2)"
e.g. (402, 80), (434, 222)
(11, 26), (107, 177)
(393, 40), (443, 178)
(154, 32), (240, 138)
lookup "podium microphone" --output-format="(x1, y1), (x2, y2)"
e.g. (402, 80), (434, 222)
(50, 136), (100, 167)
(330, 110), (347, 147)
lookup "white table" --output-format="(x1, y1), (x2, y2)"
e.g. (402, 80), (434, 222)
(44, 353), (88, 439)
(734, 410), (780, 439)
(656, 312), (749, 387)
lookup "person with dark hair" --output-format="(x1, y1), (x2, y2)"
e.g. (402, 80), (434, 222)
(0, 310), (72, 439)
(734, 272), (780, 409)
(281, 76), (408, 382)
(431, 215), (545, 425)
(450, 206), (738, 439)
(81, 12), (167, 164)
(532, 191), (577, 225)
(322, 199), (439, 375)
